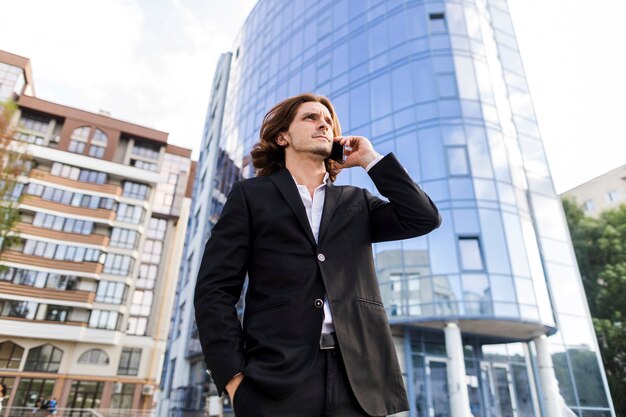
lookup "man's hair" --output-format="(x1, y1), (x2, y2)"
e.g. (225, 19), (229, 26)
(251, 93), (342, 181)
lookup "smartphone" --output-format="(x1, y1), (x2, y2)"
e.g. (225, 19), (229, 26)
(330, 142), (345, 164)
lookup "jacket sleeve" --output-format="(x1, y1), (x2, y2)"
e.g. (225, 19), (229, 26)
(194, 181), (249, 396)
(365, 153), (441, 242)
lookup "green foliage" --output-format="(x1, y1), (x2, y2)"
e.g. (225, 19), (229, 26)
(0, 100), (30, 253)
(562, 197), (626, 412)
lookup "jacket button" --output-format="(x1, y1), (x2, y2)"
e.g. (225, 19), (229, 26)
(317, 253), (325, 262)
(314, 299), (324, 308)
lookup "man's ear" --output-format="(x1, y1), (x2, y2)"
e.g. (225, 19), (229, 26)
(276, 134), (288, 147)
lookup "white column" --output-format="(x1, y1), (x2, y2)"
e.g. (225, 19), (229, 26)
(533, 333), (561, 417)
(444, 322), (472, 417)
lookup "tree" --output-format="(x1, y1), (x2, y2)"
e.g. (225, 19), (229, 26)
(0, 100), (30, 253)
(562, 198), (626, 413)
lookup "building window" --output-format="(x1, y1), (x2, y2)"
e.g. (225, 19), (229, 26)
(176, 302), (185, 339)
(137, 264), (157, 289)
(88, 128), (108, 158)
(13, 378), (55, 407)
(447, 147), (470, 176)
(18, 112), (50, 133)
(23, 239), (102, 263)
(131, 143), (160, 160)
(584, 199), (595, 213)
(111, 383), (135, 408)
(110, 228), (139, 249)
(51, 162), (107, 184)
(116, 203), (144, 224)
(103, 254), (134, 275)
(33, 212), (94, 235)
(127, 317), (148, 336)
(24, 344), (63, 372)
(118, 348), (141, 376)
(130, 290), (153, 316)
(26, 184), (114, 210)
(428, 12), (447, 33)
(0, 341), (24, 369)
(69, 126), (90, 154)
(13, 131), (45, 145)
(606, 190), (620, 203)
(45, 305), (70, 322)
(147, 218), (167, 239)
(123, 181), (150, 200)
(95, 281), (127, 304)
(0, 267), (77, 290)
(459, 237), (484, 271)
(131, 159), (158, 171)
(0, 299), (37, 319)
(78, 349), (109, 365)
(141, 239), (163, 264)
(89, 310), (120, 330)
(67, 380), (104, 409)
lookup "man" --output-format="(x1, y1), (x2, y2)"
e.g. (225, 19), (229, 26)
(195, 93), (441, 416)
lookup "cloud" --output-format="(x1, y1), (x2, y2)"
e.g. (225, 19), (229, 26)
(0, 0), (257, 159)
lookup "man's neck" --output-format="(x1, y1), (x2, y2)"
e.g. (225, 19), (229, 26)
(285, 154), (327, 197)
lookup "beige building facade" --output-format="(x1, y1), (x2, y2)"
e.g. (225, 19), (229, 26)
(0, 50), (194, 414)
(561, 164), (626, 216)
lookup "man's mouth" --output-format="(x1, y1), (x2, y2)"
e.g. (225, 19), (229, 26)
(313, 135), (330, 142)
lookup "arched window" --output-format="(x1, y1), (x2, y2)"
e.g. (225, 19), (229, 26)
(0, 340), (24, 369)
(24, 344), (63, 372)
(78, 349), (109, 365)
(88, 128), (108, 158)
(69, 126), (90, 154)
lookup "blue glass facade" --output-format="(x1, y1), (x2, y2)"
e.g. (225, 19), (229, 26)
(165, 1), (615, 416)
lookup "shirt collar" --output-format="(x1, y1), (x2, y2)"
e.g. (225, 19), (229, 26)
(291, 172), (330, 187)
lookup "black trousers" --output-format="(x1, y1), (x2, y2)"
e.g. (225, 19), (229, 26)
(233, 349), (378, 417)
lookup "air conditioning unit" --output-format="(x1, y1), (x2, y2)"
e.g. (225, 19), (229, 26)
(141, 384), (154, 396)
(113, 382), (123, 394)
(49, 135), (60, 143)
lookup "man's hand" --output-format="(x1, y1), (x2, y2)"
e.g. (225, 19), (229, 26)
(225, 373), (244, 401)
(335, 136), (381, 169)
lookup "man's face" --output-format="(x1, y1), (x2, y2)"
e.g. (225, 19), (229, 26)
(280, 101), (334, 159)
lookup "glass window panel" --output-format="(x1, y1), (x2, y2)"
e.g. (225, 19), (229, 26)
(514, 278), (536, 306)
(449, 178), (474, 200)
(569, 348), (610, 407)
(437, 74), (457, 97)
(459, 238), (483, 270)
(428, 210), (458, 274)
(478, 210), (511, 274)
(446, 146), (469, 175)
(418, 127), (446, 181)
(546, 263), (587, 316)
(462, 274), (491, 315)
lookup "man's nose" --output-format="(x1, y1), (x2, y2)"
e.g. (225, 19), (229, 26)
(318, 120), (330, 131)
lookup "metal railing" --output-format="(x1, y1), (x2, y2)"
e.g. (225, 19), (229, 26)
(3, 408), (156, 417)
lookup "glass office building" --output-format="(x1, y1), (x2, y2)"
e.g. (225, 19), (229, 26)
(163, 1), (615, 416)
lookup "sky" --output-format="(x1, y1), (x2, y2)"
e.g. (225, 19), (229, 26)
(1, 0), (624, 193)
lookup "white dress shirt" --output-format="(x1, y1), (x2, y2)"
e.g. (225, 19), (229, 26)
(291, 155), (383, 335)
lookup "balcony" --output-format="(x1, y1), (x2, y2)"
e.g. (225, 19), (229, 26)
(0, 281), (96, 303)
(15, 222), (110, 246)
(20, 195), (116, 221)
(1, 251), (103, 274)
(30, 169), (122, 196)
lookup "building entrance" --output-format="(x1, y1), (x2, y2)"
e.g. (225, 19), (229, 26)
(425, 357), (450, 417)
(480, 361), (534, 417)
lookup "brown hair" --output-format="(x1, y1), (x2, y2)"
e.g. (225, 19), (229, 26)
(251, 93), (342, 181)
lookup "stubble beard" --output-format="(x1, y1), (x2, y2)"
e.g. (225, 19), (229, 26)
(292, 140), (331, 159)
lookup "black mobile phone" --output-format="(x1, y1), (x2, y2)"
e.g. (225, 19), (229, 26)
(330, 142), (345, 164)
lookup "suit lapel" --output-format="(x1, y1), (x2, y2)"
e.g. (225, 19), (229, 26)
(270, 169), (317, 247)
(318, 180), (342, 243)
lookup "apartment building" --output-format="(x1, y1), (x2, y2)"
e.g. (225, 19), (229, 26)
(0, 50), (194, 414)
(562, 164), (626, 216)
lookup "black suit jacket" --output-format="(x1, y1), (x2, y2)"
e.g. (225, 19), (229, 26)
(194, 153), (441, 416)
